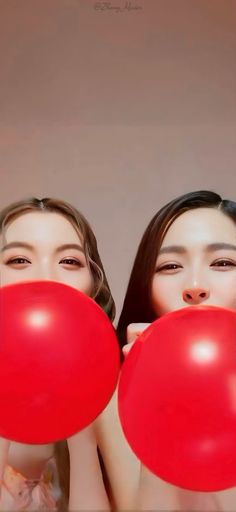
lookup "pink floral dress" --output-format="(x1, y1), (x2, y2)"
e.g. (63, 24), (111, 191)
(0, 458), (61, 511)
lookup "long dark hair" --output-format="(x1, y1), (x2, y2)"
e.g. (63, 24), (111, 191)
(117, 190), (236, 348)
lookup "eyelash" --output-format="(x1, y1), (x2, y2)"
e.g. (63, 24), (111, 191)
(211, 259), (236, 268)
(5, 257), (83, 267)
(155, 259), (236, 273)
(6, 257), (31, 265)
(155, 263), (182, 273)
(59, 258), (83, 267)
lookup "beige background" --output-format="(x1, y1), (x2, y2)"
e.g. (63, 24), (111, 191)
(0, 0), (235, 321)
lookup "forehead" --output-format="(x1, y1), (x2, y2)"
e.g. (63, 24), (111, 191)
(2, 211), (82, 244)
(162, 208), (236, 246)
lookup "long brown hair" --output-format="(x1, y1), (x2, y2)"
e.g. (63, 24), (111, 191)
(0, 196), (116, 509)
(0, 197), (115, 320)
(117, 190), (236, 348)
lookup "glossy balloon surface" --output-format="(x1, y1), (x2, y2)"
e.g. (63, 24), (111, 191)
(0, 281), (120, 443)
(118, 306), (236, 491)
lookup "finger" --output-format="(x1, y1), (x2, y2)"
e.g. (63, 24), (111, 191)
(127, 323), (150, 344)
(122, 340), (135, 357)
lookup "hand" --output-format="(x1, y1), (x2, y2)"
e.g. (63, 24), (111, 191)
(122, 323), (151, 357)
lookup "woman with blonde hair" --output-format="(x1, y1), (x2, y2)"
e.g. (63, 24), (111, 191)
(0, 196), (116, 511)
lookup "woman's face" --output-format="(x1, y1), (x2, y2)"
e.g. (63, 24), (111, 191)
(0, 211), (93, 295)
(152, 208), (236, 316)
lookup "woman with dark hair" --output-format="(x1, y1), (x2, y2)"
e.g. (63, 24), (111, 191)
(0, 197), (116, 511)
(115, 190), (236, 510)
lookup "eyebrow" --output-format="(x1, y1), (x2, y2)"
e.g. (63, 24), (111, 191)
(1, 242), (34, 252)
(1, 242), (84, 253)
(158, 243), (236, 255)
(55, 243), (84, 253)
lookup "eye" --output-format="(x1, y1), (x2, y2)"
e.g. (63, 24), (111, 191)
(59, 258), (83, 268)
(155, 263), (183, 273)
(211, 259), (236, 269)
(6, 257), (31, 266)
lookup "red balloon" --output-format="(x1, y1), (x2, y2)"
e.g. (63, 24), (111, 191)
(0, 281), (120, 444)
(118, 306), (236, 491)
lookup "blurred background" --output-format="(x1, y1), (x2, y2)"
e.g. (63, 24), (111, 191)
(0, 0), (235, 321)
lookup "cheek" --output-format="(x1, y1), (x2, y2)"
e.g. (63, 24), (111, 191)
(0, 266), (31, 287)
(216, 279), (236, 309)
(63, 269), (94, 297)
(151, 277), (176, 316)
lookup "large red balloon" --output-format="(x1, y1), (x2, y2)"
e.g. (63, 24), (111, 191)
(0, 281), (120, 444)
(118, 306), (236, 491)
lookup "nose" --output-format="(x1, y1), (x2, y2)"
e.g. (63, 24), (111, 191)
(182, 287), (210, 305)
(33, 264), (57, 282)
